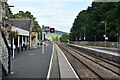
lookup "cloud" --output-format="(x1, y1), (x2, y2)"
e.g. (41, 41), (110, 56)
(10, 5), (78, 32)
(8, 0), (120, 33)
(9, 0), (94, 3)
(9, 1), (92, 32)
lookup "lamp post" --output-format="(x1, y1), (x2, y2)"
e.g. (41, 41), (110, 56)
(95, 35), (96, 46)
(76, 36), (77, 44)
(79, 36), (81, 41)
(67, 39), (70, 44)
(79, 36), (81, 45)
(84, 27), (86, 46)
(101, 21), (107, 47)
(117, 31), (120, 53)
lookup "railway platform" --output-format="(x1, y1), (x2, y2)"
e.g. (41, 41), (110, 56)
(69, 44), (119, 57)
(2, 43), (79, 79)
(3, 44), (53, 79)
(47, 44), (79, 79)
(68, 44), (120, 64)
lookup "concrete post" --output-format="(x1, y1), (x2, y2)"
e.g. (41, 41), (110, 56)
(17, 36), (20, 53)
(18, 36), (19, 47)
(12, 38), (14, 58)
(21, 36), (23, 51)
(42, 32), (45, 53)
(29, 34), (31, 49)
(25, 37), (27, 50)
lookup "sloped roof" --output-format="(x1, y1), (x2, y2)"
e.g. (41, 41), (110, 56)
(10, 19), (32, 31)
(0, 0), (7, 2)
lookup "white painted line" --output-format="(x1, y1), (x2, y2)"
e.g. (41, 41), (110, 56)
(29, 54), (35, 56)
(10, 72), (15, 74)
(55, 44), (79, 79)
(46, 43), (54, 80)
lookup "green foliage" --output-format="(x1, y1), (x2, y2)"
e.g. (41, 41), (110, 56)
(54, 35), (61, 41)
(10, 11), (33, 19)
(70, 2), (120, 42)
(34, 21), (42, 32)
(9, 30), (18, 39)
(60, 33), (69, 43)
(47, 33), (61, 41)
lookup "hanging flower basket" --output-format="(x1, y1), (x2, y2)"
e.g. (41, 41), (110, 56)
(1, 28), (7, 36)
(31, 34), (36, 40)
(9, 30), (18, 39)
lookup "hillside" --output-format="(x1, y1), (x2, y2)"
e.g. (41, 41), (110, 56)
(45, 30), (67, 41)
(55, 30), (67, 35)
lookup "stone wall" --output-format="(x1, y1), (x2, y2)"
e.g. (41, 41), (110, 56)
(0, 0), (6, 22)
(0, 1), (3, 23)
(31, 32), (40, 49)
(0, 32), (8, 74)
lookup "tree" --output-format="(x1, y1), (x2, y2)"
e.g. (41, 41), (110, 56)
(10, 11), (42, 33)
(70, 2), (120, 42)
(60, 34), (69, 43)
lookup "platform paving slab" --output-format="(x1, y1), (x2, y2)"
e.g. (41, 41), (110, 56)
(3, 44), (53, 79)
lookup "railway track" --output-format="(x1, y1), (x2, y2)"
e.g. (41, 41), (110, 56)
(57, 43), (119, 80)
(70, 46), (120, 75)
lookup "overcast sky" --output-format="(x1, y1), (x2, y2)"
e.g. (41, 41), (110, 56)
(8, 0), (93, 33)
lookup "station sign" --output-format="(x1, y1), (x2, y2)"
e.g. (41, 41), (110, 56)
(44, 26), (50, 32)
(42, 25), (50, 32)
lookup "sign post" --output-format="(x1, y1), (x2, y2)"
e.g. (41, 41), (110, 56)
(42, 32), (45, 53)
(42, 25), (45, 53)
(41, 25), (55, 53)
(41, 26), (50, 53)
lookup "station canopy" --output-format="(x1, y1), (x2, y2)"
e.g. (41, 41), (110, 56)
(11, 26), (29, 36)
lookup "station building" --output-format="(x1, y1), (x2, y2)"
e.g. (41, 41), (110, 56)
(10, 19), (39, 52)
